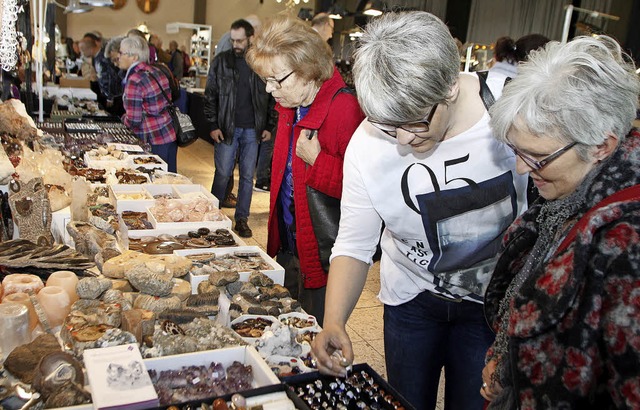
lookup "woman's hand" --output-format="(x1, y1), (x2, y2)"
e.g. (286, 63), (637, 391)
(480, 358), (503, 402)
(296, 129), (321, 166)
(311, 323), (353, 377)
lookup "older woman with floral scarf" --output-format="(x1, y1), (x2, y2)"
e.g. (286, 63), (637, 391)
(481, 35), (640, 409)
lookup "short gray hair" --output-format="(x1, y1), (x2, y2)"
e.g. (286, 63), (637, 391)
(353, 11), (459, 124)
(121, 35), (149, 63)
(490, 36), (640, 160)
(104, 36), (124, 58)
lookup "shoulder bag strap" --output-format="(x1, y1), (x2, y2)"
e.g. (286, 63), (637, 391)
(148, 71), (173, 107)
(557, 184), (640, 253)
(477, 71), (495, 111)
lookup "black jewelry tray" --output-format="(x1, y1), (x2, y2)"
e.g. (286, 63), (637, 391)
(282, 363), (416, 410)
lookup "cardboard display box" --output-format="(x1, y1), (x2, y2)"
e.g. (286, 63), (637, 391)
(60, 76), (91, 88)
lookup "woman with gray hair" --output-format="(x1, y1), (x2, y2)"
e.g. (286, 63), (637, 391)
(311, 11), (528, 410)
(481, 35), (640, 409)
(119, 35), (177, 172)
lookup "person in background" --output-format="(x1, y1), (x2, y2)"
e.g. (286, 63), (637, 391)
(119, 35), (178, 172)
(1, 71), (21, 100)
(149, 34), (171, 64)
(127, 29), (155, 62)
(214, 15), (263, 207)
(168, 41), (184, 80)
(489, 34), (550, 81)
(78, 35), (98, 84)
(102, 36), (125, 117)
(204, 19), (276, 238)
(65, 37), (79, 60)
(246, 14), (364, 325)
(311, 11), (528, 410)
(180, 45), (192, 76)
(215, 14), (261, 57)
(487, 33), (550, 205)
(480, 35), (640, 409)
(311, 12), (335, 43)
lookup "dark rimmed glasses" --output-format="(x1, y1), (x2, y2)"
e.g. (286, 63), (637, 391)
(369, 103), (439, 138)
(506, 141), (578, 170)
(260, 71), (295, 89)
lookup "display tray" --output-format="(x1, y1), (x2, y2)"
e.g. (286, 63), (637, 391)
(109, 184), (155, 212)
(282, 363), (416, 410)
(148, 199), (231, 230)
(121, 225), (245, 255)
(177, 246), (285, 293)
(139, 381), (309, 410)
(172, 184), (219, 208)
(128, 154), (168, 172)
(144, 346), (281, 408)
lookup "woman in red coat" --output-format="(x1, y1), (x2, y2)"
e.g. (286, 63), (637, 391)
(246, 15), (364, 325)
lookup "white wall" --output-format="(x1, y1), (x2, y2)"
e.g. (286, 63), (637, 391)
(66, 0), (195, 50)
(205, 0), (316, 45)
(64, 0), (316, 50)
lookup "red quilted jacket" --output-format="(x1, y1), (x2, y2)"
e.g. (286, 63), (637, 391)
(266, 69), (364, 288)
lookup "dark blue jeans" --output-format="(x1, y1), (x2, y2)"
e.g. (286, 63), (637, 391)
(255, 137), (274, 185)
(211, 128), (259, 220)
(151, 140), (178, 173)
(384, 291), (494, 410)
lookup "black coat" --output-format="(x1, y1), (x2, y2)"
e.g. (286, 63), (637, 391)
(203, 50), (276, 144)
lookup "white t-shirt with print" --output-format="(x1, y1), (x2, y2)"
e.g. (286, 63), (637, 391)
(331, 78), (528, 305)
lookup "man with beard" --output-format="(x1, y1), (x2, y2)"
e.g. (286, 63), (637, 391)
(204, 19), (276, 238)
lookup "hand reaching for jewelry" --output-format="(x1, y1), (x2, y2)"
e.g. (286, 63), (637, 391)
(311, 324), (353, 378)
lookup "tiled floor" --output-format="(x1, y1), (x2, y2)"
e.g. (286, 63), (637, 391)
(178, 138), (445, 409)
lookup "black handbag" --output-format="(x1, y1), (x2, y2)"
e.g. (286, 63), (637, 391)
(304, 87), (354, 272)
(149, 72), (197, 147)
(306, 184), (341, 272)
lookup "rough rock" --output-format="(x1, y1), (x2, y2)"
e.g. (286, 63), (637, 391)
(133, 294), (181, 314)
(66, 221), (120, 263)
(3, 333), (62, 383)
(125, 262), (174, 296)
(208, 270), (239, 286)
(76, 277), (112, 299)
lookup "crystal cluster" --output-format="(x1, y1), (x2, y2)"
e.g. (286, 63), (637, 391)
(149, 361), (253, 405)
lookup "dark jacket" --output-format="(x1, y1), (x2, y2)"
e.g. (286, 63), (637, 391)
(266, 68), (364, 288)
(203, 50), (276, 144)
(484, 130), (640, 409)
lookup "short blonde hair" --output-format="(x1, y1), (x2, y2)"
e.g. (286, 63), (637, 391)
(246, 14), (333, 83)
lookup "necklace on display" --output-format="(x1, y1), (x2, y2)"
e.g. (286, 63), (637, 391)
(0, 0), (19, 71)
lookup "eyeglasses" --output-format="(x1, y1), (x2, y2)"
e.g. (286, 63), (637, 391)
(370, 103), (439, 138)
(506, 141), (578, 170)
(230, 38), (247, 45)
(260, 71), (295, 89)
(118, 51), (136, 56)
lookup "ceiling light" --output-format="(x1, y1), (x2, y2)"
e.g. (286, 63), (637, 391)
(64, 0), (93, 14)
(328, 3), (348, 19)
(363, 0), (384, 16)
(80, 0), (114, 6)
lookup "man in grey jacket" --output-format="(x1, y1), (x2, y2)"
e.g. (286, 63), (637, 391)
(204, 19), (276, 238)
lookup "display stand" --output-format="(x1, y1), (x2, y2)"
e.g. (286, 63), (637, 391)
(166, 22), (212, 76)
